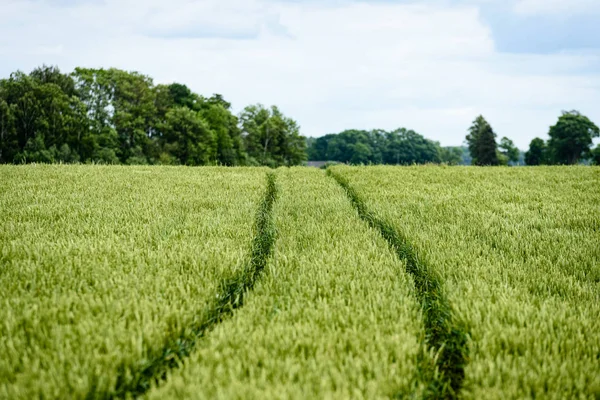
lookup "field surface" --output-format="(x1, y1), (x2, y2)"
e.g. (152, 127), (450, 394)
(0, 164), (598, 399)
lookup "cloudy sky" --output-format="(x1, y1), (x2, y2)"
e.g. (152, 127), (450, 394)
(2, 0), (600, 148)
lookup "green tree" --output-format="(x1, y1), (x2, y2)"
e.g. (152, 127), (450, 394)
(198, 96), (245, 166)
(466, 115), (499, 166)
(547, 111), (600, 164)
(73, 68), (120, 162)
(73, 68), (157, 163)
(499, 137), (519, 165)
(2, 64), (310, 166)
(439, 146), (463, 165)
(30, 65), (76, 97)
(160, 106), (216, 166)
(240, 104), (306, 167)
(382, 129), (440, 165)
(525, 138), (547, 166)
(1, 70), (87, 163)
(306, 129), (442, 165)
(591, 145), (600, 166)
(0, 97), (17, 163)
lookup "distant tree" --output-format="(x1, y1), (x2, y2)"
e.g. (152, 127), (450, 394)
(591, 144), (600, 166)
(168, 83), (197, 109)
(466, 115), (499, 166)
(240, 104), (306, 167)
(499, 137), (519, 165)
(0, 97), (16, 163)
(1, 64), (307, 166)
(73, 68), (158, 163)
(201, 103), (244, 166)
(439, 146), (463, 165)
(206, 93), (232, 110)
(30, 65), (76, 97)
(326, 130), (371, 164)
(306, 128), (441, 165)
(525, 138), (547, 166)
(350, 142), (372, 164)
(0, 70), (88, 163)
(383, 128), (440, 165)
(160, 106), (216, 165)
(306, 134), (334, 161)
(547, 111), (599, 165)
(459, 146), (472, 165)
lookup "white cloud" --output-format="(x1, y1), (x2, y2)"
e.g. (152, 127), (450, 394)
(1, 0), (599, 148)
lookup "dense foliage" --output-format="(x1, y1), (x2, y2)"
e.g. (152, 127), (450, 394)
(498, 137), (519, 165)
(240, 104), (306, 167)
(525, 137), (547, 166)
(0, 65), (306, 167)
(547, 111), (599, 165)
(525, 111), (599, 165)
(465, 115), (499, 166)
(306, 128), (463, 165)
(592, 145), (600, 166)
(3, 66), (597, 168)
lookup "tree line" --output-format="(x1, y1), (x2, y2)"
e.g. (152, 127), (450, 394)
(307, 128), (468, 165)
(2, 65), (598, 167)
(0, 65), (306, 166)
(308, 112), (599, 167)
(466, 113), (599, 166)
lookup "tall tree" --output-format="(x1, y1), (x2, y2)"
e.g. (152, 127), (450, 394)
(240, 104), (306, 167)
(30, 65), (76, 97)
(466, 115), (499, 166)
(439, 146), (463, 165)
(591, 145), (600, 166)
(306, 129), (441, 165)
(0, 70), (87, 163)
(547, 111), (599, 165)
(201, 102), (245, 166)
(1, 64), (307, 166)
(73, 68), (158, 163)
(160, 107), (216, 165)
(0, 96), (16, 163)
(499, 137), (519, 165)
(525, 138), (547, 166)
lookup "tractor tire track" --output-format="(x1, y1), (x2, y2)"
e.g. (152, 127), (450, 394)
(95, 172), (278, 400)
(327, 169), (469, 400)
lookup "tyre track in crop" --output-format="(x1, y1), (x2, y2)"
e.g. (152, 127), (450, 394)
(327, 169), (469, 400)
(98, 172), (278, 400)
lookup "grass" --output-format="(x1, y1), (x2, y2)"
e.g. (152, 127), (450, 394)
(0, 165), (267, 399)
(144, 168), (424, 399)
(331, 165), (600, 399)
(1, 164), (598, 399)
(106, 172), (278, 399)
(328, 168), (469, 399)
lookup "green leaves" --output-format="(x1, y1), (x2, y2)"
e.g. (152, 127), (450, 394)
(1, 65), (308, 167)
(465, 115), (499, 166)
(160, 106), (216, 166)
(525, 137), (547, 166)
(547, 110), (600, 165)
(499, 137), (519, 165)
(239, 104), (307, 167)
(307, 128), (442, 165)
(0, 69), (88, 163)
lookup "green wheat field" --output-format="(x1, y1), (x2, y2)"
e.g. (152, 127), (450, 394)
(1, 165), (599, 399)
